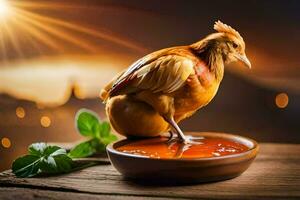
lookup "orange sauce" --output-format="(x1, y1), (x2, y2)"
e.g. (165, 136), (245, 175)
(116, 137), (249, 159)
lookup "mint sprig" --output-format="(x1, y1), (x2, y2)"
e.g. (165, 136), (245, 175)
(12, 143), (73, 178)
(68, 109), (117, 158)
(12, 108), (118, 178)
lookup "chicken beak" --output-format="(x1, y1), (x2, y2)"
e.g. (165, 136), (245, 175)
(235, 54), (251, 69)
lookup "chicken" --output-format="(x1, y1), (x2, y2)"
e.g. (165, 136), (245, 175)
(100, 21), (251, 143)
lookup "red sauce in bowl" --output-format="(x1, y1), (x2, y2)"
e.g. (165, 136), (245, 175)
(116, 137), (249, 159)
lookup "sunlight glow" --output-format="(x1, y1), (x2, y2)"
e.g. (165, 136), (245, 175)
(0, 0), (11, 20)
(0, 1), (145, 107)
(0, 0), (145, 62)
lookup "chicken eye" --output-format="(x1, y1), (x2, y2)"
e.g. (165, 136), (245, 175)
(232, 42), (238, 48)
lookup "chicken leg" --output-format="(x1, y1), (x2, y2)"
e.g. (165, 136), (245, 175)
(134, 91), (192, 143)
(164, 116), (203, 144)
(164, 116), (187, 141)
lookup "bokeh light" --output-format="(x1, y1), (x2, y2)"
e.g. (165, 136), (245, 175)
(1, 137), (11, 148)
(275, 93), (289, 109)
(40, 116), (51, 127)
(15, 106), (25, 118)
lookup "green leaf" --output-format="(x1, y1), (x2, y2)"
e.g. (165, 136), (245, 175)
(12, 155), (41, 178)
(40, 146), (73, 174)
(68, 139), (97, 158)
(28, 143), (48, 156)
(76, 109), (100, 137)
(94, 140), (106, 153)
(40, 154), (73, 174)
(12, 108), (120, 178)
(12, 143), (73, 178)
(53, 155), (73, 172)
(44, 146), (64, 156)
(92, 123), (100, 137)
(99, 121), (110, 138)
(102, 134), (118, 145)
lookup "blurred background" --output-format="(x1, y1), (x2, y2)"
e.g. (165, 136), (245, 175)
(0, 0), (299, 171)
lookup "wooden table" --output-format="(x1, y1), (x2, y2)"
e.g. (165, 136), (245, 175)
(0, 143), (299, 200)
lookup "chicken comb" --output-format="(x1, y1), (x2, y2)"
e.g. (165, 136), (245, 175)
(214, 20), (242, 40)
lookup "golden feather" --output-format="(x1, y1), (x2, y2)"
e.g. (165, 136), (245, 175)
(214, 20), (243, 40)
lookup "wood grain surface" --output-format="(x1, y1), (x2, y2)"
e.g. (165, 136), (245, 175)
(0, 143), (299, 200)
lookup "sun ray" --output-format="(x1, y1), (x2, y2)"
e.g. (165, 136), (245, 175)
(14, 8), (98, 52)
(21, 29), (44, 56)
(0, 0), (147, 62)
(2, 19), (24, 58)
(13, 20), (45, 57)
(11, 1), (90, 10)
(0, 25), (8, 63)
(15, 8), (146, 52)
(11, 14), (62, 51)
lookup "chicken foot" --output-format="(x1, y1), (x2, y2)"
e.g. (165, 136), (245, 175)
(164, 116), (202, 144)
(164, 117), (187, 141)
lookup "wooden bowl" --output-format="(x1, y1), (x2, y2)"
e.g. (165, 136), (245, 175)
(106, 132), (259, 183)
